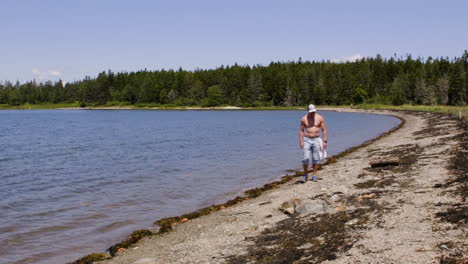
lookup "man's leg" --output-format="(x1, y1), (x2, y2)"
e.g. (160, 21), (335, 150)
(312, 163), (318, 176)
(311, 138), (321, 181)
(302, 139), (311, 182)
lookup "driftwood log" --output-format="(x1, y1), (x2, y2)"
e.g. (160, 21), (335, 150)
(369, 157), (400, 168)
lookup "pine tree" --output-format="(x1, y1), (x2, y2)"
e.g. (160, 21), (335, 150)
(166, 89), (177, 104)
(391, 75), (407, 105)
(435, 76), (449, 105)
(313, 77), (325, 105)
(414, 77), (434, 105)
(448, 64), (466, 105)
(204, 85), (222, 106)
(243, 70), (262, 106)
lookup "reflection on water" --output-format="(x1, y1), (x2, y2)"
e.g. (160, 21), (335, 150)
(0, 110), (400, 264)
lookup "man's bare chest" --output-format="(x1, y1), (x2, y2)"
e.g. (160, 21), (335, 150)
(304, 118), (321, 128)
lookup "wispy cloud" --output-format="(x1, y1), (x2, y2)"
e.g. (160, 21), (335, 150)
(32, 68), (62, 80)
(331, 54), (364, 63)
(49, 70), (61, 77)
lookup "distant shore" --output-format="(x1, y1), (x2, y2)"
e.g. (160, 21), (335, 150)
(0, 102), (468, 117)
(1, 103), (466, 118)
(71, 108), (467, 263)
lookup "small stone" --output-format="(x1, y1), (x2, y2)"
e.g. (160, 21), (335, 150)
(346, 218), (360, 226)
(180, 218), (189, 223)
(440, 244), (450, 250)
(298, 243), (313, 249)
(330, 194), (341, 202)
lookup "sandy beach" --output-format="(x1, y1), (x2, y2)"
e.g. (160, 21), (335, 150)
(82, 109), (466, 264)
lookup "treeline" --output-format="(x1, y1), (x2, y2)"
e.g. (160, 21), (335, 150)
(1, 51), (467, 107)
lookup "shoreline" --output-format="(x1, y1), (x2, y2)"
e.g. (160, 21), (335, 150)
(86, 108), (467, 264)
(70, 108), (408, 264)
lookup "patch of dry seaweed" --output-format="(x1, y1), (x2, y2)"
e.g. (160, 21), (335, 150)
(354, 177), (396, 189)
(446, 119), (468, 200)
(226, 210), (366, 264)
(413, 112), (456, 140)
(437, 241), (468, 264)
(433, 116), (468, 263)
(435, 206), (468, 224)
(436, 118), (468, 229)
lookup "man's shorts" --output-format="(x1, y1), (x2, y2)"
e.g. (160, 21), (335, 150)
(302, 137), (321, 165)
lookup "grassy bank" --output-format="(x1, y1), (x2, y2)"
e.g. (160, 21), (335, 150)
(1, 103), (467, 118)
(0, 102), (81, 109)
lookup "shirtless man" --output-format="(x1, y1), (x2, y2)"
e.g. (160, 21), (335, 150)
(299, 104), (328, 182)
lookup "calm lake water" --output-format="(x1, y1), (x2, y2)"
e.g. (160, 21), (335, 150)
(0, 110), (400, 264)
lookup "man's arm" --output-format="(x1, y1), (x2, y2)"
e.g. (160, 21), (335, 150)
(321, 117), (328, 149)
(299, 120), (305, 149)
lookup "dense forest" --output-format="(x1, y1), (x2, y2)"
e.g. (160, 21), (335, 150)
(1, 51), (467, 107)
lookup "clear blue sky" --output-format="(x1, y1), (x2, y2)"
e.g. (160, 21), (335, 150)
(1, 0), (467, 82)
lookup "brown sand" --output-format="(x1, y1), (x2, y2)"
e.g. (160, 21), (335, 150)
(98, 109), (466, 264)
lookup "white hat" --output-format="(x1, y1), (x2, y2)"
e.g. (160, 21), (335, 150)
(308, 104), (316, 113)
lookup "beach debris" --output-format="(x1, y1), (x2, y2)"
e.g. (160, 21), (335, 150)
(295, 200), (326, 215)
(132, 258), (158, 264)
(369, 157), (400, 168)
(117, 248), (125, 253)
(336, 206), (346, 212)
(333, 185), (349, 195)
(279, 198), (302, 215)
(180, 218), (189, 222)
(279, 198), (326, 215)
(358, 193), (378, 200)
